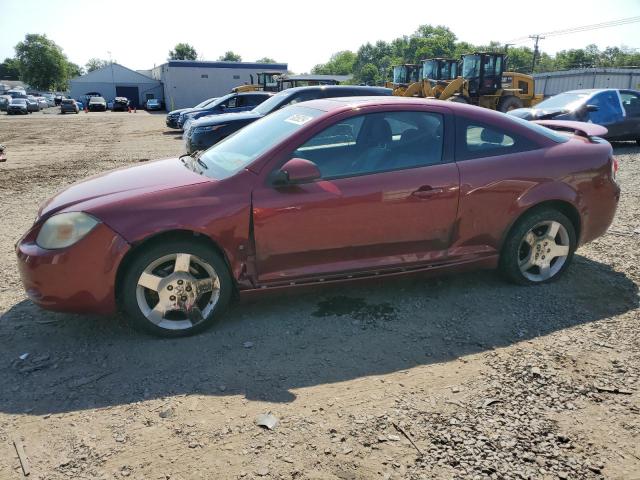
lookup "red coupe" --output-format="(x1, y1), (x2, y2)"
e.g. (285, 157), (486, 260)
(16, 97), (620, 336)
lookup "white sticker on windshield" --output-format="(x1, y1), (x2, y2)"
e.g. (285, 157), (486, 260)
(285, 114), (313, 126)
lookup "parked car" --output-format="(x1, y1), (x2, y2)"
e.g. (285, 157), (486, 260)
(177, 92), (273, 129)
(42, 93), (55, 106)
(0, 95), (11, 111)
(508, 89), (640, 144)
(7, 98), (29, 114)
(184, 85), (392, 153)
(60, 99), (80, 114)
(112, 97), (130, 112)
(37, 97), (49, 110)
(146, 98), (162, 111)
(88, 96), (107, 111)
(166, 97), (219, 129)
(15, 97), (620, 337)
(54, 94), (64, 106)
(8, 89), (27, 99)
(26, 95), (40, 112)
(76, 100), (84, 110)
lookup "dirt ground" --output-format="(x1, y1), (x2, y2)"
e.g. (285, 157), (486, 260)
(0, 108), (639, 480)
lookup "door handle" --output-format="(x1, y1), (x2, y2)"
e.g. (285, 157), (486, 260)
(411, 186), (444, 198)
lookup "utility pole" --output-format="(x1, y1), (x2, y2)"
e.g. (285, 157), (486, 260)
(529, 35), (545, 74)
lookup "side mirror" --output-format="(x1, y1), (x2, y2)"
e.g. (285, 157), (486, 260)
(585, 104), (599, 112)
(273, 158), (321, 186)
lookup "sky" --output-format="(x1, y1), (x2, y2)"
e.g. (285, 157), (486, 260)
(1, 0), (639, 73)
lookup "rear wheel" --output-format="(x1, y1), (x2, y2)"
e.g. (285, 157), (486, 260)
(497, 96), (524, 112)
(500, 208), (576, 285)
(121, 240), (232, 337)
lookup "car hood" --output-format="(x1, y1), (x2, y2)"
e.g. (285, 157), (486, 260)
(192, 110), (263, 127)
(167, 108), (190, 116)
(38, 158), (210, 219)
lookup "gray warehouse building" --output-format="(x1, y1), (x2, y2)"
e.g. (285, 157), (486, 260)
(69, 63), (163, 108)
(151, 60), (288, 110)
(534, 68), (640, 97)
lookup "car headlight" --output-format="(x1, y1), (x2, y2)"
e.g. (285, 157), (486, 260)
(193, 124), (226, 133)
(36, 212), (99, 249)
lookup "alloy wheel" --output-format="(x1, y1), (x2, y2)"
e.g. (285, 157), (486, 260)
(135, 253), (220, 330)
(517, 220), (570, 282)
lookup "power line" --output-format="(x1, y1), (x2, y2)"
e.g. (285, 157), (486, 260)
(505, 15), (640, 44)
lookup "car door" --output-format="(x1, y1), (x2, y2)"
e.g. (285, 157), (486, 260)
(251, 107), (460, 284)
(587, 90), (626, 139)
(618, 90), (640, 140)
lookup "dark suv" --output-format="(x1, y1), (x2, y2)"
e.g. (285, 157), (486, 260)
(177, 91), (273, 129)
(112, 97), (130, 112)
(184, 85), (392, 153)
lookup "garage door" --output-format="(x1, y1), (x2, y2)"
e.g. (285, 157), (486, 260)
(115, 86), (139, 108)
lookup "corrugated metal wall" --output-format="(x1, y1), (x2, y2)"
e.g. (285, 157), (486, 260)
(534, 69), (640, 96)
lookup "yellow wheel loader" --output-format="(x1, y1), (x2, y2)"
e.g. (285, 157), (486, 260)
(401, 58), (460, 98)
(385, 64), (422, 96)
(438, 52), (543, 112)
(231, 71), (282, 93)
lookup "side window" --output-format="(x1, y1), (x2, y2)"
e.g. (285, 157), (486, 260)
(226, 96), (239, 108)
(588, 91), (624, 124)
(620, 91), (640, 117)
(293, 111), (444, 179)
(241, 95), (266, 107)
(456, 119), (535, 161)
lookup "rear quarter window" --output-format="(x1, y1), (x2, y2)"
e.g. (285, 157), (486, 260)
(455, 117), (538, 161)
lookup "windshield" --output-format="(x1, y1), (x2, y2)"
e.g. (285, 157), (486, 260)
(251, 90), (290, 115)
(422, 61), (436, 80)
(62, 99), (74, 104)
(11, 98), (26, 104)
(90, 97), (105, 103)
(536, 92), (592, 111)
(462, 55), (481, 78)
(195, 97), (217, 108)
(507, 115), (570, 143)
(198, 105), (324, 179)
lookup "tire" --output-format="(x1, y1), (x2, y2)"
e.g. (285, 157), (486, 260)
(500, 208), (576, 285)
(121, 239), (232, 337)
(497, 96), (524, 112)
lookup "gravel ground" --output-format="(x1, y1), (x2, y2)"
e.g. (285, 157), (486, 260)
(0, 109), (638, 480)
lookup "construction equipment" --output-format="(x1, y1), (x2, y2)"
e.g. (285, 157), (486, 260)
(391, 52), (543, 112)
(437, 52), (543, 111)
(232, 71), (282, 93)
(402, 58), (460, 98)
(385, 64), (422, 96)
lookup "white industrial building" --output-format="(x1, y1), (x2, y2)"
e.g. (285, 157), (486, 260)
(151, 60), (288, 110)
(69, 63), (163, 108)
(534, 68), (640, 96)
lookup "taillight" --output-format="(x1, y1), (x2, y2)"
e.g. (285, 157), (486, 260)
(611, 156), (618, 181)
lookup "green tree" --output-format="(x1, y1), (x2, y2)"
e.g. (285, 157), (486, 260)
(67, 61), (83, 78)
(14, 34), (68, 90)
(85, 58), (110, 72)
(0, 57), (21, 80)
(256, 57), (276, 63)
(359, 63), (380, 85)
(312, 50), (356, 75)
(218, 51), (242, 62)
(168, 43), (198, 61)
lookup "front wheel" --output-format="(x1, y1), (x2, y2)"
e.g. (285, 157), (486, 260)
(500, 208), (576, 285)
(497, 95), (524, 112)
(121, 240), (232, 337)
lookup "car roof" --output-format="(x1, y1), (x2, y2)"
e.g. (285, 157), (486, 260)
(298, 96), (529, 125)
(278, 85), (392, 96)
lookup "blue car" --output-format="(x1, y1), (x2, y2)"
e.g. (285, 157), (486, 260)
(509, 88), (640, 143)
(76, 101), (84, 110)
(177, 91), (272, 130)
